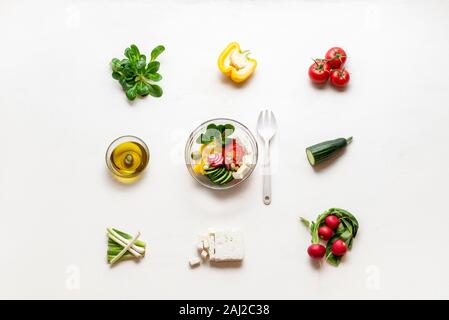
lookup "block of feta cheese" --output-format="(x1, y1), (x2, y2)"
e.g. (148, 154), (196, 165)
(242, 154), (254, 166)
(208, 229), (244, 262)
(232, 164), (251, 180)
(208, 233), (215, 261)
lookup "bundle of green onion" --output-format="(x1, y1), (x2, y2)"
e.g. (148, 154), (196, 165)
(107, 228), (146, 265)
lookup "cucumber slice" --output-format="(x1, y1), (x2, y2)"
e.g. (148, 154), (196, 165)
(306, 137), (352, 166)
(204, 168), (220, 175)
(207, 169), (224, 183)
(220, 171), (234, 185)
(209, 167), (225, 180)
(191, 151), (201, 160)
(209, 168), (226, 183)
(213, 170), (230, 184)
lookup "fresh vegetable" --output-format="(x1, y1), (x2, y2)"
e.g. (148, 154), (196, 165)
(318, 225), (334, 241)
(205, 167), (234, 185)
(207, 154), (224, 167)
(331, 239), (347, 256)
(191, 151), (201, 161)
(325, 47), (347, 68)
(107, 228), (146, 265)
(196, 123), (235, 146)
(308, 59), (330, 84)
(300, 208), (359, 266)
(191, 123), (253, 186)
(308, 47), (350, 88)
(111, 44), (164, 101)
(330, 68), (350, 88)
(307, 244), (326, 259)
(306, 136), (353, 166)
(325, 215), (340, 230)
(218, 42), (257, 83)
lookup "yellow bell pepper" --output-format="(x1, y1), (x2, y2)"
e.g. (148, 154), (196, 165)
(218, 42), (257, 83)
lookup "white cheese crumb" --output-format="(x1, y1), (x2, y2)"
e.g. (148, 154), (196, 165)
(232, 164), (250, 180)
(189, 257), (201, 268)
(242, 154), (254, 166)
(201, 250), (208, 260)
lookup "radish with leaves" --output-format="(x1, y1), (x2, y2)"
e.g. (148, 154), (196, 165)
(308, 244), (326, 259)
(332, 240), (347, 256)
(325, 215), (340, 230)
(300, 208), (359, 266)
(318, 225), (334, 241)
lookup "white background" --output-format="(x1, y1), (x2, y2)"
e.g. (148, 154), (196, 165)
(1, 0), (449, 299)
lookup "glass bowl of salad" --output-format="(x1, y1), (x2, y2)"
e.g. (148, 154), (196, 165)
(185, 118), (258, 190)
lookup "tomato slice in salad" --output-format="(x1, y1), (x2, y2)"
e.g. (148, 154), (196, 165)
(224, 139), (245, 165)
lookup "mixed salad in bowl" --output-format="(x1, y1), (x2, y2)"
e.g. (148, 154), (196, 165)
(185, 119), (258, 189)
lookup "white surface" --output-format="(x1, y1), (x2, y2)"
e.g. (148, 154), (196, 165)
(1, 0), (449, 299)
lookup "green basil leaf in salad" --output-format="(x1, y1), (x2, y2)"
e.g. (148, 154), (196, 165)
(196, 123), (236, 145)
(224, 123), (235, 134)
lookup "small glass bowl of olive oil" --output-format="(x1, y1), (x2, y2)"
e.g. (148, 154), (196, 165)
(106, 135), (150, 182)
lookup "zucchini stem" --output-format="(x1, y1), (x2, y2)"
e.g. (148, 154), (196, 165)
(346, 136), (353, 144)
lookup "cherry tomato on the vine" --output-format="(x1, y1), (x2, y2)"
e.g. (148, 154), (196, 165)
(325, 47), (347, 68)
(308, 59), (330, 84)
(330, 68), (350, 88)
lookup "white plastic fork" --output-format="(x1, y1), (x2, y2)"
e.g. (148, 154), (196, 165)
(257, 110), (277, 205)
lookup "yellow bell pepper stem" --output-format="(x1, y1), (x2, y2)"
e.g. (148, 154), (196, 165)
(218, 42), (257, 83)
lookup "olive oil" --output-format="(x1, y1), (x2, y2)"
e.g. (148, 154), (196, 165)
(106, 136), (149, 181)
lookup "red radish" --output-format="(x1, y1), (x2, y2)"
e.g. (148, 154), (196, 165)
(318, 225), (334, 241)
(207, 154), (224, 167)
(325, 215), (340, 230)
(331, 239), (347, 256)
(307, 244), (326, 259)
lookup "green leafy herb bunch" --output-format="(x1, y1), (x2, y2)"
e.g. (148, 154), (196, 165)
(111, 44), (165, 101)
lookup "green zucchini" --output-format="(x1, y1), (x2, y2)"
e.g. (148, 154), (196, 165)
(306, 137), (352, 166)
